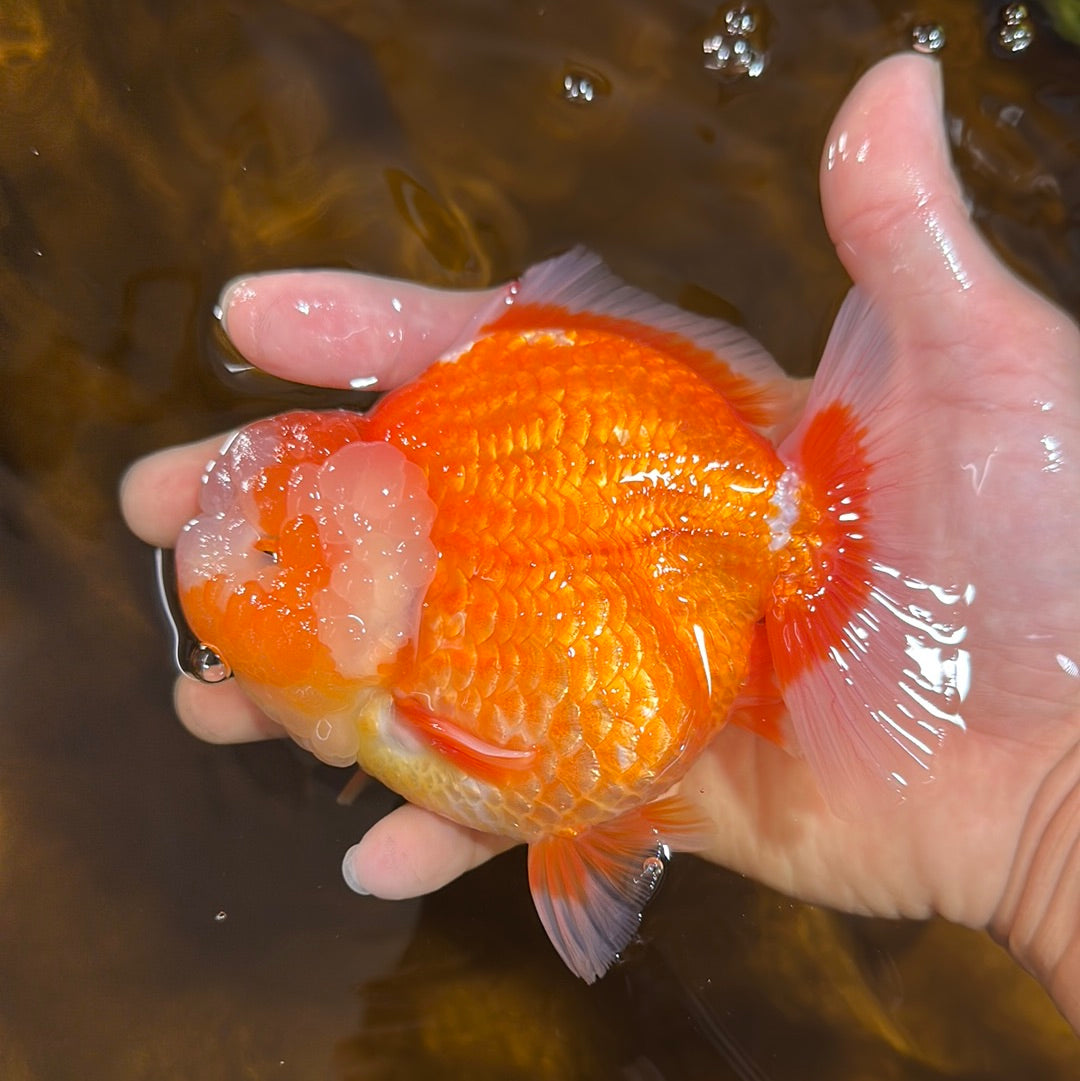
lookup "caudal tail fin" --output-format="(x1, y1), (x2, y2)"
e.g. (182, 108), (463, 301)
(765, 289), (975, 813)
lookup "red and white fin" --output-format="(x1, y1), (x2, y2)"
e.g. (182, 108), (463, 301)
(768, 289), (976, 814)
(527, 796), (709, 983)
(478, 247), (802, 436)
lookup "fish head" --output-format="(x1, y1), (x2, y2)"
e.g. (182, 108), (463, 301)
(175, 410), (438, 765)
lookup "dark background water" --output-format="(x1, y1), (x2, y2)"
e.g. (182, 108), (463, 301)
(2, 2), (1079, 1078)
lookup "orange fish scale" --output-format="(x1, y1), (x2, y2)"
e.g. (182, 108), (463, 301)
(361, 325), (785, 824)
(181, 323), (789, 833)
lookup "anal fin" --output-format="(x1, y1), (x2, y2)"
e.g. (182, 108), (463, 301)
(527, 796), (709, 983)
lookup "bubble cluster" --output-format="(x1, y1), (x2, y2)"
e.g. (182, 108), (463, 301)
(911, 23), (947, 54)
(997, 3), (1035, 52)
(639, 855), (665, 885)
(702, 3), (770, 82)
(560, 67), (609, 104)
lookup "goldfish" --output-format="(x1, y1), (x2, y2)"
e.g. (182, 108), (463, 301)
(176, 249), (973, 981)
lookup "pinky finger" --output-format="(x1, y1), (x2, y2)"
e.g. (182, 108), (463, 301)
(342, 803), (514, 900)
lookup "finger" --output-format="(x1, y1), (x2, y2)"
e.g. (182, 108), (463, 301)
(341, 803), (513, 900)
(119, 435), (228, 547)
(174, 676), (287, 744)
(820, 53), (1013, 335)
(219, 269), (509, 391)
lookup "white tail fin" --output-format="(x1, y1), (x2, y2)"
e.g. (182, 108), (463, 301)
(767, 289), (976, 813)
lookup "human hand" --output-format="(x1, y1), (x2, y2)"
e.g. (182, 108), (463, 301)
(121, 54), (1080, 1022)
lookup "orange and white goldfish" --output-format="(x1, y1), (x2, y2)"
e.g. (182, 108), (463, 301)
(176, 249), (973, 981)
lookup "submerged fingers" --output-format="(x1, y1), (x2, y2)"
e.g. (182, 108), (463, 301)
(342, 803), (514, 899)
(120, 435), (229, 548)
(174, 677), (288, 743)
(219, 269), (510, 390)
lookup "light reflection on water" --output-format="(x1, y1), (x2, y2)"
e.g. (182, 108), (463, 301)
(1, 1), (1079, 1078)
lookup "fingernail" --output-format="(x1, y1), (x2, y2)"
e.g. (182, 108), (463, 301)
(215, 275), (257, 335)
(341, 846), (370, 895)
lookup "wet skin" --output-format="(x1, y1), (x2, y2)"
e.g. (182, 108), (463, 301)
(121, 56), (1080, 1026)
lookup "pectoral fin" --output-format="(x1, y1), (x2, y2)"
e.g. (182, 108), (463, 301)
(393, 694), (537, 782)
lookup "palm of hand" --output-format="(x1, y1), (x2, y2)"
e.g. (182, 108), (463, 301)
(694, 55), (1080, 934)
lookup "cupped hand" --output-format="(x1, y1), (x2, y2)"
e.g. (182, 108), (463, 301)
(121, 54), (1080, 1016)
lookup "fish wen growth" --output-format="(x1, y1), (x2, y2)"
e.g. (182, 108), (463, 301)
(176, 249), (974, 981)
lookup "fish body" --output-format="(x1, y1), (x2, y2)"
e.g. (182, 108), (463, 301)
(177, 250), (974, 980)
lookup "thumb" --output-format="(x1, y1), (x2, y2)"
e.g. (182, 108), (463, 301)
(819, 53), (1010, 337)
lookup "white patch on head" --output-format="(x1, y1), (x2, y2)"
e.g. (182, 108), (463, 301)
(435, 339), (476, 366)
(310, 441), (438, 679)
(176, 415), (438, 692)
(177, 513), (264, 588)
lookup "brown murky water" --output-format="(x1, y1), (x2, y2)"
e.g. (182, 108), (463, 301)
(2, 2), (1079, 1078)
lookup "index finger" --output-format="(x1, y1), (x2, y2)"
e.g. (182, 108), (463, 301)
(219, 269), (510, 391)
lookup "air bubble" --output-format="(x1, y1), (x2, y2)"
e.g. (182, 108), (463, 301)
(702, 4), (770, 82)
(189, 643), (232, 683)
(214, 910), (228, 922)
(997, 3), (1035, 52)
(911, 23), (947, 54)
(639, 855), (666, 891)
(560, 66), (610, 105)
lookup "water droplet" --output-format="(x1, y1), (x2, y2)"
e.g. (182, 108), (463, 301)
(214, 910), (228, 922)
(156, 547), (224, 680)
(638, 854), (666, 894)
(189, 643), (232, 684)
(702, 4), (770, 82)
(560, 66), (610, 105)
(997, 3), (1035, 52)
(911, 23), (947, 54)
